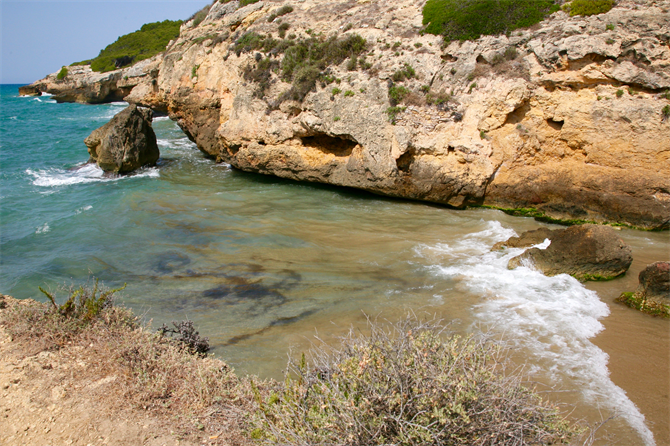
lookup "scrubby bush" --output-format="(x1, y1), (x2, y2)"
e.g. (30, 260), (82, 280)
(251, 315), (577, 445)
(89, 20), (182, 72)
(563, 0), (614, 16)
(40, 279), (126, 322)
(423, 0), (559, 42)
(663, 105), (670, 121)
(268, 5), (294, 22)
(391, 63), (416, 82)
(56, 66), (68, 80)
(389, 85), (410, 105)
(240, 0), (261, 6)
(189, 3), (210, 27)
(386, 106), (406, 124)
(158, 320), (210, 355)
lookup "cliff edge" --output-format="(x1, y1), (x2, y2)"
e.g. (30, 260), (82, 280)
(21, 0), (670, 229)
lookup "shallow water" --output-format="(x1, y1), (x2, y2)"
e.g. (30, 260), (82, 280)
(1, 85), (668, 445)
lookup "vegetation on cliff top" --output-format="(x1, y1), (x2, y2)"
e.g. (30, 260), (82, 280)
(78, 20), (182, 72)
(0, 283), (584, 446)
(237, 31), (368, 103)
(562, 0), (615, 16)
(422, 0), (559, 41)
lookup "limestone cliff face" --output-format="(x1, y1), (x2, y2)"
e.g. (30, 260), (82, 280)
(23, 0), (670, 229)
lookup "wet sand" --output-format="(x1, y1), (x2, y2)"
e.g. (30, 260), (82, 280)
(589, 246), (669, 445)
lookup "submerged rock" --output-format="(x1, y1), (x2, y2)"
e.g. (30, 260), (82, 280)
(84, 104), (159, 174)
(507, 224), (633, 281)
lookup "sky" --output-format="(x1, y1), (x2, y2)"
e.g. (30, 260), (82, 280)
(1, 0), (212, 84)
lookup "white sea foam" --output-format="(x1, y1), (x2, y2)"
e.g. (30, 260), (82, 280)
(418, 220), (655, 446)
(40, 92), (53, 96)
(32, 98), (43, 102)
(154, 116), (171, 121)
(35, 223), (50, 234)
(27, 164), (158, 188)
(75, 205), (93, 214)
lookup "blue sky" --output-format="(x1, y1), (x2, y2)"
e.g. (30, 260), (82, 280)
(1, 0), (211, 84)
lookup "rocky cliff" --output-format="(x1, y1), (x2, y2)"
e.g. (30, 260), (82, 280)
(21, 0), (670, 229)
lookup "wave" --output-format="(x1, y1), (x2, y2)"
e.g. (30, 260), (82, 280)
(417, 220), (654, 445)
(26, 163), (159, 188)
(35, 223), (50, 234)
(154, 116), (171, 121)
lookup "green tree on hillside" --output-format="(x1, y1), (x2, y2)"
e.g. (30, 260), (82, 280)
(83, 20), (182, 72)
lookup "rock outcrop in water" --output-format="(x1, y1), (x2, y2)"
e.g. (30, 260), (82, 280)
(507, 224), (633, 281)
(84, 104), (159, 174)
(636, 262), (670, 303)
(21, 0), (670, 229)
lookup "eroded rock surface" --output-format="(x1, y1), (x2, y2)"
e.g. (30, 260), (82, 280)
(636, 262), (670, 303)
(21, 0), (670, 228)
(508, 224), (633, 281)
(491, 227), (556, 251)
(84, 104), (159, 174)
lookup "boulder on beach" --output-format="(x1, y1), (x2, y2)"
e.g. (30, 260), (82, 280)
(84, 104), (159, 174)
(617, 262), (670, 317)
(491, 227), (556, 251)
(636, 262), (670, 302)
(507, 224), (633, 281)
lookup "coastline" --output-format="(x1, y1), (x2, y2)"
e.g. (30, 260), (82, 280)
(588, 252), (670, 445)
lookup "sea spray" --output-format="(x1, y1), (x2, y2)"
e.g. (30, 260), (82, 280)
(417, 220), (655, 446)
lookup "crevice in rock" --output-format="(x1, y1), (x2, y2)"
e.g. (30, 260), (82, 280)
(502, 102), (530, 126)
(300, 134), (357, 157)
(547, 118), (564, 130)
(227, 143), (241, 156)
(396, 147), (416, 173)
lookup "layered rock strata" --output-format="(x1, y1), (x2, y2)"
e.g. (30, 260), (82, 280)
(21, 0), (670, 229)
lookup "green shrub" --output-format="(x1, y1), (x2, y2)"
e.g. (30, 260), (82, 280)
(71, 60), (92, 66)
(606, 22), (615, 30)
(389, 85), (410, 105)
(331, 87), (342, 95)
(278, 22), (290, 38)
(89, 20), (182, 72)
(663, 105), (670, 120)
(423, 0), (559, 42)
(56, 66), (68, 80)
(391, 63), (416, 82)
(252, 315), (577, 445)
(233, 32), (367, 103)
(268, 5), (294, 22)
(616, 89), (624, 97)
(240, 0), (260, 6)
(189, 3), (210, 27)
(344, 90), (354, 97)
(386, 106), (406, 124)
(40, 279), (126, 322)
(563, 0), (614, 16)
(333, 116), (341, 121)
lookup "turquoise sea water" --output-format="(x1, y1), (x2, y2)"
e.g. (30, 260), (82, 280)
(1, 84), (667, 444)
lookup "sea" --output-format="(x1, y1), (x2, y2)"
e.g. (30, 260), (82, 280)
(0, 84), (667, 445)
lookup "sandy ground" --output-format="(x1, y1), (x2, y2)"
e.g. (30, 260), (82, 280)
(0, 323), (214, 446)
